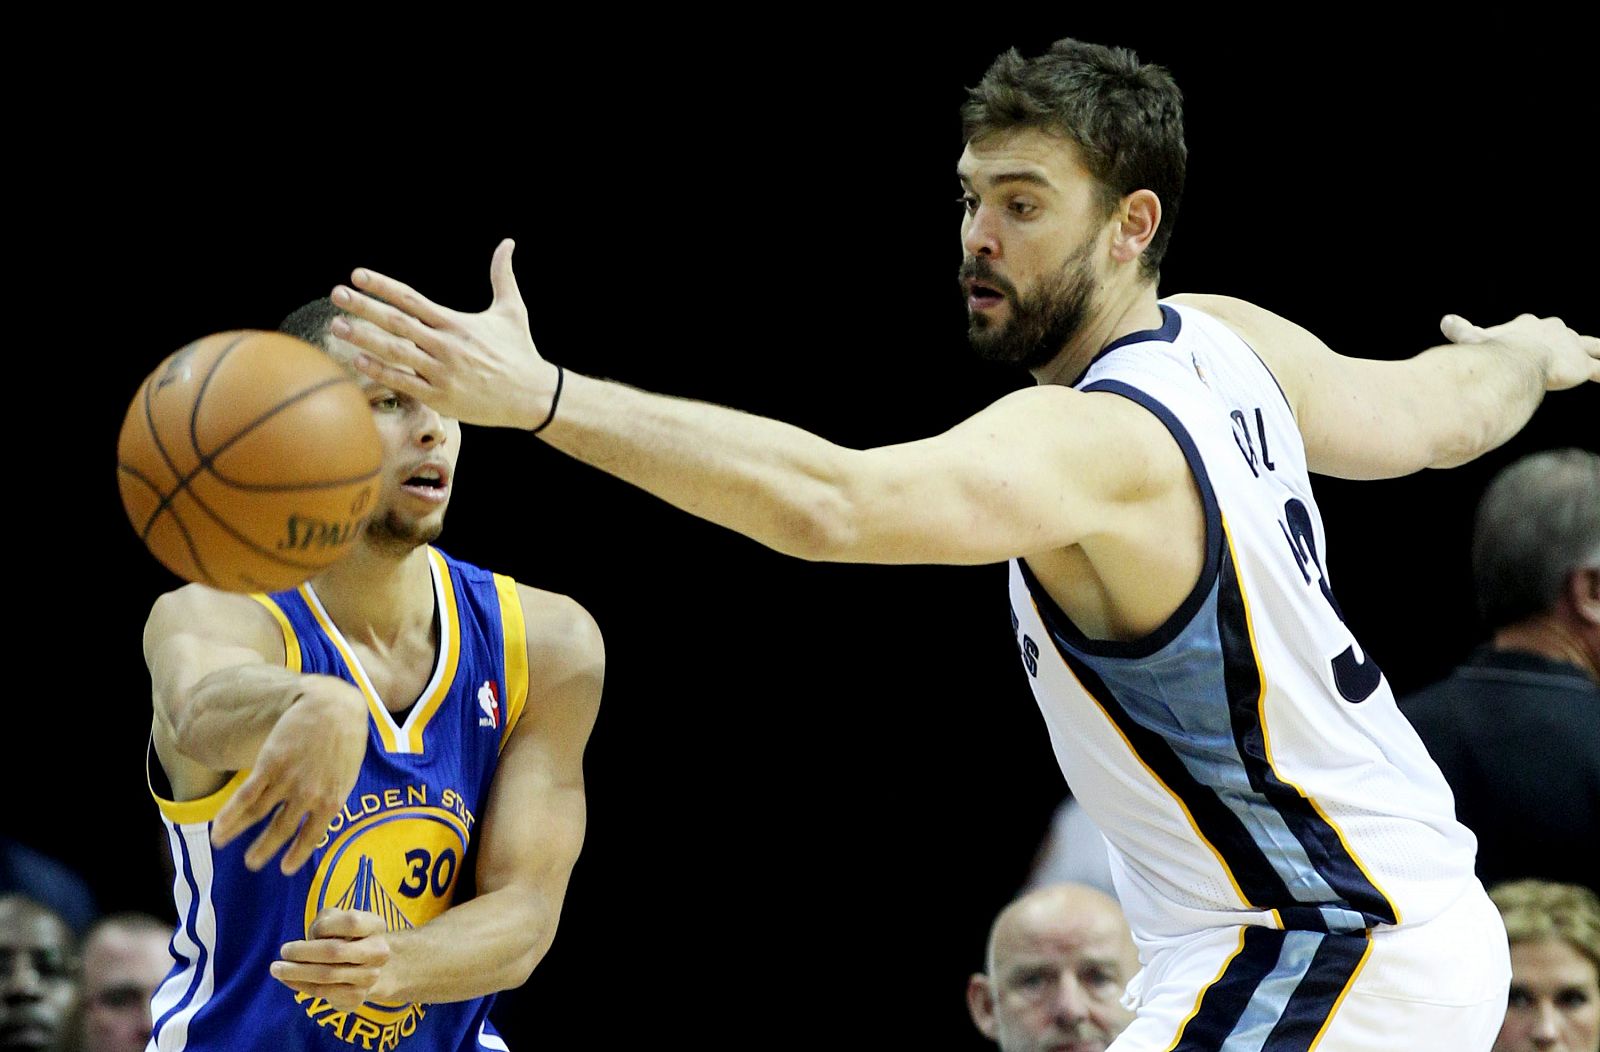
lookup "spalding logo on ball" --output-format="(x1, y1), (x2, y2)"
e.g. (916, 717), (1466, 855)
(117, 331), (384, 593)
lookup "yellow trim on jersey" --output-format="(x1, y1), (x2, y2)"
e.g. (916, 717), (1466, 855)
(1038, 592), (1258, 915)
(1308, 930), (1374, 1051)
(152, 769), (250, 825)
(404, 549), (463, 753)
(1221, 514), (1401, 925)
(493, 573), (530, 752)
(299, 581), (401, 752)
(1164, 927), (1248, 1052)
(249, 593), (302, 673)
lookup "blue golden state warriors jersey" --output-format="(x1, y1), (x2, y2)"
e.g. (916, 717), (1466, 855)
(148, 548), (530, 1052)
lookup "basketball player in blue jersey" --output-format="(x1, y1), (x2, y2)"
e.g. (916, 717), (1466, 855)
(140, 299), (604, 1052)
(328, 39), (1600, 1052)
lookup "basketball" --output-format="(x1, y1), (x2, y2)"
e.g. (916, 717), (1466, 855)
(117, 331), (384, 593)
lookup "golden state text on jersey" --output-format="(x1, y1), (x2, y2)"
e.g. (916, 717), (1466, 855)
(148, 548), (529, 1052)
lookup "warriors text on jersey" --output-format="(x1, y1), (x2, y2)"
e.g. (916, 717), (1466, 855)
(148, 548), (528, 1052)
(1008, 302), (1477, 950)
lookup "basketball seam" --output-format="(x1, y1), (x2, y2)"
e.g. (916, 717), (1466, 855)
(122, 464), (216, 587)
(141, 334), (246, 541)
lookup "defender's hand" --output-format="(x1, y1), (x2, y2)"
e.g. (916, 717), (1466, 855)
(330, 239), (561, 430)
(271, 908), (394, 1011)
(1441, 313), (1600, 390)
(211, 682), (368, 874)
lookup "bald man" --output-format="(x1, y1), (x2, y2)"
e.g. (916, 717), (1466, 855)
(967, 883), (1141, 1052)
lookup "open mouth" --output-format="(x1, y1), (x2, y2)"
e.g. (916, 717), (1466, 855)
(401, 465), (449, 501)
(967, 281), (1005, 309)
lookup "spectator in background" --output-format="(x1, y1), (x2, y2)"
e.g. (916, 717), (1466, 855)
(1025, 794), (1117, 903)
(966, 883), (1139, 1052)
(1490, 879), (1599, 1052)
(1402, 449), (1599, 896)
(0, 842), (96, 940)
(0, 895), (76, 1052)
(66, 913), (171, 1052)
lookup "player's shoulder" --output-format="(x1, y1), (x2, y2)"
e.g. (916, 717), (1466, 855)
(143, 583), (284, 660)
(512, 583), (605, 679)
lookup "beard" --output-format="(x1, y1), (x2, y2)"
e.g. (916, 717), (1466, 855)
(962, 238), (1098, 370)
(362, 508), (444, 556)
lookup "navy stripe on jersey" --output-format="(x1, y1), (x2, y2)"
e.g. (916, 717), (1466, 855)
(1081, 303), (1183, 377)
(1021, 381), (1393, 931)
(1030, 377), (1222, 659)
(1172, 927), (1368, 1051)
(1215, 539), (1397, 928)
(153, 828), (207, 1045)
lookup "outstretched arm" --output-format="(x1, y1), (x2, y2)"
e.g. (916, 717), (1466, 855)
(331, 242), (1191, 566)
(1167, 293), (1600, 480)
(145, 585), (369, 873)
(270, 591), (604, 1008)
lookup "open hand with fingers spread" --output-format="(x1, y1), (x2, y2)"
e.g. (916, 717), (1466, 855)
(210, 678), (369, 874)
(330, 239), (562, 431)
(1441, 312), (1600, 391)
(270, 908), (394, 1011)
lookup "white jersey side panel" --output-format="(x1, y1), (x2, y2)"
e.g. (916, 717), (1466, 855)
(1007, 302), (1475, 950)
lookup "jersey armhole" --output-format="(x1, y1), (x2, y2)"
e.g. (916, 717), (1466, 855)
(493, 575), (531, 751)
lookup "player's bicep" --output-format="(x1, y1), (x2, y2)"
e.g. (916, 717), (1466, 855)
(1170, 294), (1442, 480)
(835, 387), (1181, 564)
(474, 594), (602, 897)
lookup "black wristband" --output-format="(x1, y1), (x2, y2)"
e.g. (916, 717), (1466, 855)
(530, 364), (564, 435)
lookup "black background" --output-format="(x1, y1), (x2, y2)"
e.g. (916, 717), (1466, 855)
(13, 21), (1598, 1050)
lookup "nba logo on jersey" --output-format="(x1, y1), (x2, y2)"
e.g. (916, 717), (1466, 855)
(477, 680), (500, 729)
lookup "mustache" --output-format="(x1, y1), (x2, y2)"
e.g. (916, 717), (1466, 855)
(958, 257), (1018, 299)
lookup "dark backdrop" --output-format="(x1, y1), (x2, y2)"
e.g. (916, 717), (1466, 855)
(15, 22), (1597, 1050)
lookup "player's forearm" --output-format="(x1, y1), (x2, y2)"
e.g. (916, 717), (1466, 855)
(176, 668), (352, 770)
(537, 371), (857, 560)
(374, 883), (566, 1004)
(1411, 338), (1547, 468)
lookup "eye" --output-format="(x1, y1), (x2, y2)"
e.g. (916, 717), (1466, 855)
(958, 193), (979, 216)
(371, 394), (402, 411)
(1506, 988), (1534, 1009)
(1557, 987), (1594, 1009)
(1009, 199), (1038, 217)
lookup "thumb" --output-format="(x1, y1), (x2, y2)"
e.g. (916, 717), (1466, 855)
(1440, 314), (1489, 345)
(489, 238), (523, 311)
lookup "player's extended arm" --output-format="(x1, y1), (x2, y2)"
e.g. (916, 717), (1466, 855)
(1167, 294), (1600, 480)
(331, 242), (1190, 566)
(270, 591), (604, 1008)
(144, 585), (369, 872)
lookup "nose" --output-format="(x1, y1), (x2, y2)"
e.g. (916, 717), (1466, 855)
(1529, 999), (1562, 1044)
(1051, 974), (1090, 1024)
(1, 956), (42, 1001)
(962, 203), (1001, 260)
(411, 402), (448, 449)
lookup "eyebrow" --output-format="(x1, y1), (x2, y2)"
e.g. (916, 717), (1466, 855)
(958, 170), (1056, 190)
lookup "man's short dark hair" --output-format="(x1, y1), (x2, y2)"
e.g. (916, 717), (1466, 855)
(1473, 448), (1600, 630)
(279, 298), (350, 350)
(962, 38), (1186, 280)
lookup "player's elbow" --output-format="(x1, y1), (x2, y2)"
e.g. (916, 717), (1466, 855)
(774, 481), (862, 562)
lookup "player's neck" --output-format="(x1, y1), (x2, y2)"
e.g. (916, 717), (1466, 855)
(1492, 615), (1600, 685)
(308, 543), (436, 648)
(1029, 282), (1164, 387)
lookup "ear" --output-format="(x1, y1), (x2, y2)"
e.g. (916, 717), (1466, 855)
(967, 973), (999, 1040)
(1110, 189), (1162, 266)
(1566, 566), (1600, 626)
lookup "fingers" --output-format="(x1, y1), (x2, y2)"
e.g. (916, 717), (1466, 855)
(267, 965), (374, 1012)
(348, 266), (456, 331)
(279, 801), (341, 875)
(212, 772), (275, 849)
(309, 908), (387, 940)
(244, 802), (307, 872)
(489, 238), (523, 310)
(1440, 314), (1489, 344)
(331, 286), (448, 356)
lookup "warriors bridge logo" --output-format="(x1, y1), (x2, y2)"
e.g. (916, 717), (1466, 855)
(294, 784), (475, 1050)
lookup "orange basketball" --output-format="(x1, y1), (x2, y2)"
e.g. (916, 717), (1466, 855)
(117, 331), (384, 593)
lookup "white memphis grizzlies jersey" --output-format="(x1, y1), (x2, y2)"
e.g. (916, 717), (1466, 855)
(1008, 302), (1477, 949)
(147, 547), (526, 1052)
